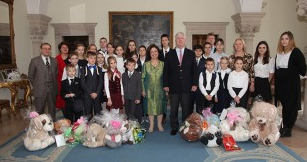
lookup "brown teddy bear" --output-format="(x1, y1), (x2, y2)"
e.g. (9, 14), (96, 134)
(249, 101), (280, 146)
(179, 113), (203, 142)
(83, 123), (107, 148)
(54, 119), (71, 134)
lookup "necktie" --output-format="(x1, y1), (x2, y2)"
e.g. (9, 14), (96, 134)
(196, 59), (199, 66)
(46, 57), (50, 68)
(70, 79), (74, 85)
(129, 72), (132, 78)
(179, 49), (183, 66)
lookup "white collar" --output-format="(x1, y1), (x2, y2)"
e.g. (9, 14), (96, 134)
(206, 70), (215, 74)
(68, 76), (75, 80)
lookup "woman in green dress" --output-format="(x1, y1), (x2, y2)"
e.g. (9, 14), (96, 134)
(142, 44), (166, 132)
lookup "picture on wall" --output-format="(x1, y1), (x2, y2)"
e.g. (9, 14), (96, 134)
(109, 11), (173, 48)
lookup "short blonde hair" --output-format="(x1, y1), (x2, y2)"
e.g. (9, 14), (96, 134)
(233, 37), (246, 54)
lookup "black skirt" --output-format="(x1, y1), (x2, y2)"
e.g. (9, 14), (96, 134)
(232, 87), (248, 108)
(253, 77), (272, 102)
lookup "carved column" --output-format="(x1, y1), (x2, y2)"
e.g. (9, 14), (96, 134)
(231, 12), (265, 54)
(27, 14), (51, 57)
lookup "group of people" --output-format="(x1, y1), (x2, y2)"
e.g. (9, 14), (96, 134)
(28, 31), (306, 138)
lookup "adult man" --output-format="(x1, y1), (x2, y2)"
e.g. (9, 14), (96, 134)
(163, 32), (198, 135)
(206, 32), (216, 54)
(28, 43), (58, 120)
(97, 37), (108, 56)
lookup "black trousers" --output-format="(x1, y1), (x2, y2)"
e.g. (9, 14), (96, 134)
(125, 99), (142, 123)
(190, 89), (203, 114)
(64, 104), (82, 122)
(84, 95), (101, 118)
(169, 93), (191, 130)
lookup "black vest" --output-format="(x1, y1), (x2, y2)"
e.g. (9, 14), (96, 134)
(218, 72), (229, 90)
(202, 71), (216, 90)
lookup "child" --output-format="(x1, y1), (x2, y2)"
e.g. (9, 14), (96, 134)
(80, 51), (103, 118)
(97, 53), (108, 73)
(105, 56), (124, 114)
(76, 44), (87, 68)
(159, 34), (171, 62)
(227, 56), (249, 108)
(210, 38), (228, 71)
(97, 53), (108, 107)
(122, 58), (142, 123)
(213, 56), (232, 114)
(199, 58), (220, 112)
(131, 53), (141, 72)
(125, 40), (137, 59)
(86, 44), (97, 53)
(251, 41), (274, 102)
(202, 42), (212, 59)
(115, 45), (126, 74)
(62, 53), (81, 80)
(137, 45), (148, 72)
(105, 43), (116, 65)
(190, 45), (206, 113)
(61, 64), (83, 122)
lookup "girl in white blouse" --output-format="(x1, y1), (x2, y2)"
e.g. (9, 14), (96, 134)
(228, 57), (249, 108)
(251, 41), (274, 102)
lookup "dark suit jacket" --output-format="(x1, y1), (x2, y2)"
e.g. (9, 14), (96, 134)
(122, 71), (142, 100)
(137, 57), (149, 72)
(28, 55), (58, 97)
(80, 66), (104, 96)
(163, 47), (198, 94)
(60, 77), (83, 107)
(196, 57), (206, 77)
(159, 48), (173, 62)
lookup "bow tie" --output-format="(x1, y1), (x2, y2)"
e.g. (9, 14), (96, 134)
(70, 79), (74, 82)
(88, 65), (96, 70)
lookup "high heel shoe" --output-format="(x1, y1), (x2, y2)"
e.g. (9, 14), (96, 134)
(148, 127), (154, 132)
(158, 125), (164, 132)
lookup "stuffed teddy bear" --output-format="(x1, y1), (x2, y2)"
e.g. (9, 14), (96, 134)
(179, 113), (203, 142)
(120, 120), (134, 144)
(105, 120), (123, 148)
(249, 101), (280, 146)
(83, 123), (107, 148)
(219, 107), (250, 142)
(24, 112), (55, 151)
(54, 119), (71, 134)
(200, 124), (223, 147)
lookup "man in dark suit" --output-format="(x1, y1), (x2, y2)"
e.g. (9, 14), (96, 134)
(61, 64), (83, 122)
(28, 43), (58, 120)
(122, 58), (142, 123)
(158, 34), (172, 124)
(190, 44), (206, 114)
(163, 32), (198, 135)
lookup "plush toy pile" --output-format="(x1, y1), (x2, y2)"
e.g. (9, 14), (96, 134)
(24, 112), (55, 151)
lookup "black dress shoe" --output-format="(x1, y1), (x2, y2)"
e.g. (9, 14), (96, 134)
(170, 129), (178, 136)
(280, 128), (292, 137)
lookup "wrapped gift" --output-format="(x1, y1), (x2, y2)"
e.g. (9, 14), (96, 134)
(133, 128), (146, 144)
(222, 134), (241, 151)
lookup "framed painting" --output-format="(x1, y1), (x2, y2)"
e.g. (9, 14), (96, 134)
(109, 11), (173, 48)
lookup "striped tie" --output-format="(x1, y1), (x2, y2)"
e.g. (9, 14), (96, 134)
(46, 57), (50, 68)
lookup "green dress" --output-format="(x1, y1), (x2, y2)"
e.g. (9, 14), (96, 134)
(142, 61), (166, 115)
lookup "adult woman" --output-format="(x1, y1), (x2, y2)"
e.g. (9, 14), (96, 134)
(55, 42), (70, 109)
(229, 38), (254, 108)
(142, 44), (165, 132)
(275, 31), (306, 137)
(251, 41), (274, 102)
(125, 40), (137, 59)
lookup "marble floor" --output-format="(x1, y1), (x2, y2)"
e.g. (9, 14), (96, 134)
(0, 110), (307, 160)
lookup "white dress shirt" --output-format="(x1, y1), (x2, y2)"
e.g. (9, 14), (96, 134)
(217, 68), (231, 80)
(199, 70), (220, 96)
(116, 56), (126, 74)
(209, 52), (229, 71)
(104, 70), (124, 98)
(276, 51), (292, 69)
(67, 76), (75, 85)
(163, 47), (170, 57)
(176, 47), (185, 62)
(227, 70), (249, 98)
(41, 55), (50, 65)
(254, 57), (275, 78)
(140, 56), (146, 66)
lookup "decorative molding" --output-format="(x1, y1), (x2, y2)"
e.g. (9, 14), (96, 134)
(50, 23), (97, 48)
(297, 0), (307, 20)
(232, 12), (265, 54)
(27, 14), (51, 41)
(183, 22), (229, 49)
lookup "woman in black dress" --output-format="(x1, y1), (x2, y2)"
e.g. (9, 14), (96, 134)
(275, 31), (306, 137)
